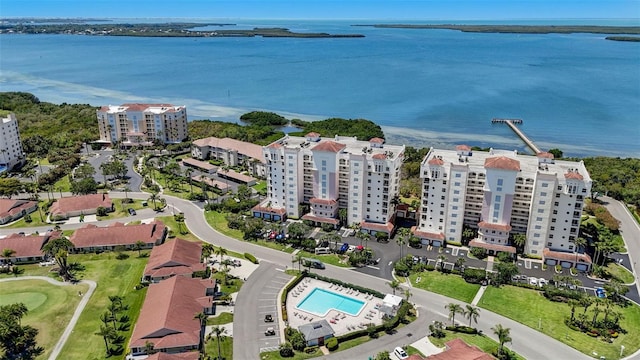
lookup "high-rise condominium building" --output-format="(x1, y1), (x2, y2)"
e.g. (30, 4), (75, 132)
(0, 112), (25, 172)
(414, 146), (593, 270)
(252, 133), (405, 235)
(97, 103), (188, 145)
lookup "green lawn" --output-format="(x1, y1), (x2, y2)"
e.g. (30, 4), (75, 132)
(260, 348), (323, 359)
(207, 312), (233, 325)
(479, 285), (640, 360)
(212, 271), (244, 294)
(409, 271), (481, 303)
(0, 279), (88, 360)
(53, 176), (71, 193)
(58, 252), (149, 360)
(429, 330), (525, 360)
(96, 199), (148, 221)
(156, 215), (202, 242)
(205, 335), (233, 360)
(605, 263), (635, 284)
(298, 251), (351, 268)
(204, 211), (244, 240)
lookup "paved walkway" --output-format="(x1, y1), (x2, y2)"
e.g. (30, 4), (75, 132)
(0, 276), (97, 360)
(409, 336), (443, 357)
(485, 256), (495, 272)
(471, 285), (487, 306)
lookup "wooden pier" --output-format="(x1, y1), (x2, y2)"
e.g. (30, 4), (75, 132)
(492, 118), (541, 154)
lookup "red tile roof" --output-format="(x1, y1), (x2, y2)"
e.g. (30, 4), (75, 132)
(411, 226), (445, 241)
(0, 199), (37, 220)
(360, 221), (394, 233)
(146, 353), (200, 360)
(312, 140), (346, 153)
(428, 157), (445, 166)
(302, 214), (340, 225)
(252, 203), (286, 215)
(456, 144), (471, 151)
(369, 137), (384, 144)
(543, 248), (592, 264)
(427, 338), (494, 360)
(144, 238), (205, 280)
(564, 171), (584, 180)
(477, 221), (512, 232)
(0, 231), (62, 259)
(129, 276), (214, 351)
(469, 239), (516, 254)
(310, 198), (337, 206)
(537, 152), (555, 159)
(372, 153), (387, 160)
(182, 158), (217, 171)
(484, 156), (520, 171)
(191, 136), (264, 162)
(69, 220), (166, 249)
(49, 194), (112, 218)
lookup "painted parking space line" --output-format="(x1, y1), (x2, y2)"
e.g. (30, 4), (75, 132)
(366, 265), (380, 270)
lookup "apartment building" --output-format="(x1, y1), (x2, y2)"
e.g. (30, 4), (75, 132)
(252, 133), (404, 235)
(0, 112), (25, 172)
(191, 136), (266, 177)
(97, 103), (188, 145)
(414, 146), (593, 270)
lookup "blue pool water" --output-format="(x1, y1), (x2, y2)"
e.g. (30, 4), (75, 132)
(296, 288), (365, 316)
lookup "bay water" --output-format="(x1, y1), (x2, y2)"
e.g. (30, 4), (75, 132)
(0, 19), (638, 157)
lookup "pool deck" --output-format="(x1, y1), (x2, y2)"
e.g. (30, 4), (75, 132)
(286, 278), (384, 336)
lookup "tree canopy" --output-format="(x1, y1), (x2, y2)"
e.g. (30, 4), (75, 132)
(0, 303), (44, 360)
(239, 111), (288, 126)
(290, 117), (384, 140)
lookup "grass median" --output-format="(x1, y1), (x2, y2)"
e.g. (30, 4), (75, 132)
(479, 285), (640, 359)
(408, 270), (481, 303)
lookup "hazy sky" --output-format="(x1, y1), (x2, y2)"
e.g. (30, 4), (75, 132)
(2, 0), (639, 20)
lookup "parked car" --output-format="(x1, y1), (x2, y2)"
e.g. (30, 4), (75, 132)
(265, 327), (276, 336)
(265, 314), (274, 322)
(393, 346), (408, 359)
(127, 208), (137, 216)
(232, 259), (242, 267)
(338, 243), (349, 254)
(529, 277), (538, 286)
(595, 287), (606, 298)
(537, 278), (548, 287)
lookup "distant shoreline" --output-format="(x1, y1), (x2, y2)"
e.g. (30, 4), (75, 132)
(353, 24), (640, 35)
(0, 23), (365, 38)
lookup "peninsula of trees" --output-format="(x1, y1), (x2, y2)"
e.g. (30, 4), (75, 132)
(0, 22), (365, 38)
(354, 24), (640, 36)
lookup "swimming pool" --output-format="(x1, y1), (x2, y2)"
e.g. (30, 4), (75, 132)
(296, 288), (365, 316)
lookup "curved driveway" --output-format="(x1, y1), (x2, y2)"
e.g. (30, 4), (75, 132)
(0, 276), (97, 360)
(0, 192), (596, 359)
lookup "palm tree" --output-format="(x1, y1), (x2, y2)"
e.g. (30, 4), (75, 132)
(445, 303), (463, 326)
(455, 257), (466, 270)
(1, 248), (16, 263)
(144, 341), (156, 355)
(148, 192), (160, 209)
(591, 304), (602, 326)
(295, 253), (304, 272)
(356, 230), (369, 248)
(210, 325), (227, 360)
(568, 299), (579, 321)
(42, 236), (75, 281)
(133, 240), (146, 257)
(387, 279), (400, 295)
(194, 311), (208, 330)
(107, 302), (119, 328)
(492, 324), (512, 357)
(465, 305), (480, 327)
(512, 233), (526, 255)
(214, 246), (228, 263)
(580, 296), (592, 316)
(95, 325), (116, 355)
(437, 255), (447, 271)
(396, 227), (411, 259)
(184, 167), (194, 194)
(403, 289), (412, 303)
(202, 243), (215, 260)
(574, 237), (587, 267)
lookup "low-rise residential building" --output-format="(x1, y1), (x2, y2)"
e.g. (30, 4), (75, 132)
(97, 103), (188, 145)
(414, 146), (592, 269)
(253, 134), (404, 235)
(143, 238), (206, 283)
(191, 175), (230, 194)
(69, 220), (167, 253)
(298, 320), (335, 347)
(49, 193), (113, 221)
(129, 276), (215, 356)
(217, 168), (257, 186)
(181, 158), (217, 174)
(0, 231), (62, 264)
(0, 199), (38, 224)
(191, 136), (266, 177)
(0, 112), (26, 172)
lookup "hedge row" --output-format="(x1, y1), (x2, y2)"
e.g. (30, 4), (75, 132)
(281, 274), (305, 323)
(446, 325), (478, 334)
(244, 252), (259, 264)
(305, 272), (384, 299)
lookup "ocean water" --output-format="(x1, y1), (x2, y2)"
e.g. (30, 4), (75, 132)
(0, 19), (638, 157)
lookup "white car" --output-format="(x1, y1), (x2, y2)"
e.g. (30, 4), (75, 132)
(394, 347), (408, 359)
(528, 277), (538, 286)
(537, 278), (548, 287)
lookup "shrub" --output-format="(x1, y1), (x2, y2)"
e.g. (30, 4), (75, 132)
(462, 268), (487, 284)
(425, 265), (436, 271)
(470, 247), (487, 260)
(555, 264), (562, 272)
(326, 337), (338, 351)
(497, 251), (512, 263)
(304, 345), (318, 353)
(244, 252), (258, 264)
(446, 325), (478, 334)
(279, 342), (294, 357)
